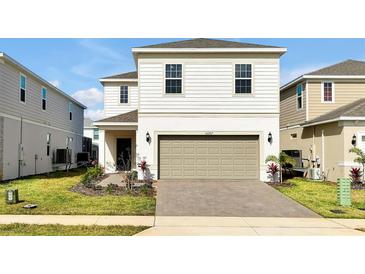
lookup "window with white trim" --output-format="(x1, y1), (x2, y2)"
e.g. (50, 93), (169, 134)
(235, 64), (252, 94)
(68, 102), (73, 120)
(296, 84), (303, 109)
(46, 133), (51, 156)
(41, 87), (47, 110)
(165, 64), (182, 94)
(323, 82), (334, 102)
(120, 86), (128, 103)
(93, 128), (99, 140)
(20, 74), (26, 102)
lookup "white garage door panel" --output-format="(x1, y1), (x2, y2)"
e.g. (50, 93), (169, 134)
(159, 135), (259, 180)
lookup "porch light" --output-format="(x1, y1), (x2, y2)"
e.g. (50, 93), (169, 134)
(352, 134), (357, 146)
(146, 132), (151, 144)
(268, 132), (273, 144)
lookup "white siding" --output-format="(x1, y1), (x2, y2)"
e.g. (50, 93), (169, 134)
(103, 82), (138, 118)
(0, 60), (84, 135)
(138, 58), (280, 113)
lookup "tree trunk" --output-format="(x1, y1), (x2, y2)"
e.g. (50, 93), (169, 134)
(280, 166), (283, 183)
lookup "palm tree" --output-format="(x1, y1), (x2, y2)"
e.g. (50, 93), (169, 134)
(265, 152), (296, 183)
(349, 147), (365, 184)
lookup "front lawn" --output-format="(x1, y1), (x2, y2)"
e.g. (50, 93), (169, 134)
(0, 223), (148, 236)
(275, 178), (365, 218)
(0, 169), (156, 215)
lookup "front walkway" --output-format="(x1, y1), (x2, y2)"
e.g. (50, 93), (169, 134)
(1, 215), (364, 235)
(156, 180), (319, 217)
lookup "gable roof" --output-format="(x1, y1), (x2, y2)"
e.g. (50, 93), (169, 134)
(94, 110), (138, 124)
(100, 71), (138, 81)
(137, 38), (280, 49)
(307, 60), (365, 76)
(281, 59), (365, 91)
(303, 98), (365, 127)
(0, 52), (87, 109)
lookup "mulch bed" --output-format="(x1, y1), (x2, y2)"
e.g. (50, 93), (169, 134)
(266, 181), (294, 188)
(70, 182), (155, 197)
(351, 183), (365, 190)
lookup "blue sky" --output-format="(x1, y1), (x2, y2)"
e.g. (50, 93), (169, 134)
(1, 38), (365, 120)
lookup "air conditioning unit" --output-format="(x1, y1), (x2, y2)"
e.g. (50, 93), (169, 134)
(55, 149), (72, 164)
(308, 168), (321, 180)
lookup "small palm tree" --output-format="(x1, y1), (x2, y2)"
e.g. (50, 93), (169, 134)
(265, 152), (296, 183)
(349, 147), (365, 184)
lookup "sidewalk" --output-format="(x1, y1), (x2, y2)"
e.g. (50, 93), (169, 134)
(0, 215), (364, 235)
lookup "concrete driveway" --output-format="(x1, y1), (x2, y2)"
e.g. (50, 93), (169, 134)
(156, 180), (319, 217)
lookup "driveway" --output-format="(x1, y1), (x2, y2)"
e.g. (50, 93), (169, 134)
(156, 181), (319, 217)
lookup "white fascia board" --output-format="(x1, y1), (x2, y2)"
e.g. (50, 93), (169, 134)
(281, 74), (365, 91)
(132, 47), (287, 53)
(99, 78), (138, 83)
(1, 53), (87, 109)
(302, 116), (365, 127)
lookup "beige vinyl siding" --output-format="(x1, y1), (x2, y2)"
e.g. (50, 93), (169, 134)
(280, 82), (306, 128)
(138, 56), (280, 113)
(308, 81), (365, 120)
(0, 116), (3, 180)
(103, 82), (138, 118)
(0, 61), (83, 135)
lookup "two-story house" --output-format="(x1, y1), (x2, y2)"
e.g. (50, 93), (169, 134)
(280, 59), (365, 182)
(94, 38), (286, 181)
(0, 52), (86, 181)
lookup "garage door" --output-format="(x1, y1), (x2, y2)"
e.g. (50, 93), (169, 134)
(159, 135), (259, 180)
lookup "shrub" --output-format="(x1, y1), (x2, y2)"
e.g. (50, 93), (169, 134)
(106, 183), (118, 194)
(267, 163), (279, 183)
(349, 167), (362, 184)
(131, 170), (138, 181)
(81, 165), (103, 186)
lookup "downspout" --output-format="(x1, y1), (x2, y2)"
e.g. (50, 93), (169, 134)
(18, 116), (23, 178)
(321, 130), (325, 173)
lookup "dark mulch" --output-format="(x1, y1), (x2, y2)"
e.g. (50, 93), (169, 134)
(351, 183), (365, 190)
(266, 181), (294, 188)
(70, 183), (155, 197)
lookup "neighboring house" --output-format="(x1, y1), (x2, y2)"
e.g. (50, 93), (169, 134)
(83, 118), (99, 160)
(94, 38), (286, 181)
(0, 52), (86, 181)
(280, 59), (365, 182)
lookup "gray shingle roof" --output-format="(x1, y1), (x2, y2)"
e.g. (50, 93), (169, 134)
(304, 98), (365, 126)
(102, 71), (137, 80)
(96, 110), (138, 123)
(138, 38), (280, 49)
(307, 59), (365, 76)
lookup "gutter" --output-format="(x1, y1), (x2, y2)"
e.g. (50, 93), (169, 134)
(131, 47), (287, 53)
(99, 78), (138, 83)
(302, 116), (365, 127)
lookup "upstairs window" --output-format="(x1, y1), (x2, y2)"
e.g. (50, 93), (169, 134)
(235, 64), (252, 94)
(46, 133), (51, 156)
(93, 128), (99, 140)
(68, 102), (73, 120)
(322, 82), (334, 103)
(20, 74), (26, 102)
(120, 86), (128, 103)
(165, 64), (182, 94)
(41, 87), (47, 110)
(296, 84), (303, 109)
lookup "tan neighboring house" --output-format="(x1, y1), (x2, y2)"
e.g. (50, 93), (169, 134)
(280, 59), (365, 182)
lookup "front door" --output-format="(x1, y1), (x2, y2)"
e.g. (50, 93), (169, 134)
(116, 138), (131, 171)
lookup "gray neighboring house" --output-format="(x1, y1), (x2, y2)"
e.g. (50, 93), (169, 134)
(0, 52), (86, 181)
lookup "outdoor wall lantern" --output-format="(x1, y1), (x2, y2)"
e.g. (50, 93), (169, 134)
(352, 134), (357, 146)
(268, 132), (273, 144)
(146, 132), (151, 144)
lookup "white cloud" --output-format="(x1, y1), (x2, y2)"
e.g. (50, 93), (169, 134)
(49, 80), (60, 88)
(72, 88), (103, 107)
(78, 39), (124, 62)
(84, 109), (104, 121)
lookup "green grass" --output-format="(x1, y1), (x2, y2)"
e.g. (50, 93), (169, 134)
(0, 169), (155, 215)
(0, 223), (148, 236)
(275, 178), (365, 218)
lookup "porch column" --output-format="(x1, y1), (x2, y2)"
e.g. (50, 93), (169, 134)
(98, 129), (105, 168)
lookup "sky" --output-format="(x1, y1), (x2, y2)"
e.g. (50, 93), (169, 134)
(1, 38), (365, 120)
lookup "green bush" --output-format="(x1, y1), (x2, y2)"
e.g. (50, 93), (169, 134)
(131, 170), (138, 181)
(81, 165), (103, 186)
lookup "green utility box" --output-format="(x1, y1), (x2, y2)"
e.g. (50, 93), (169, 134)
(337, 178), (351, 206)
(5, 189), (19, 204)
